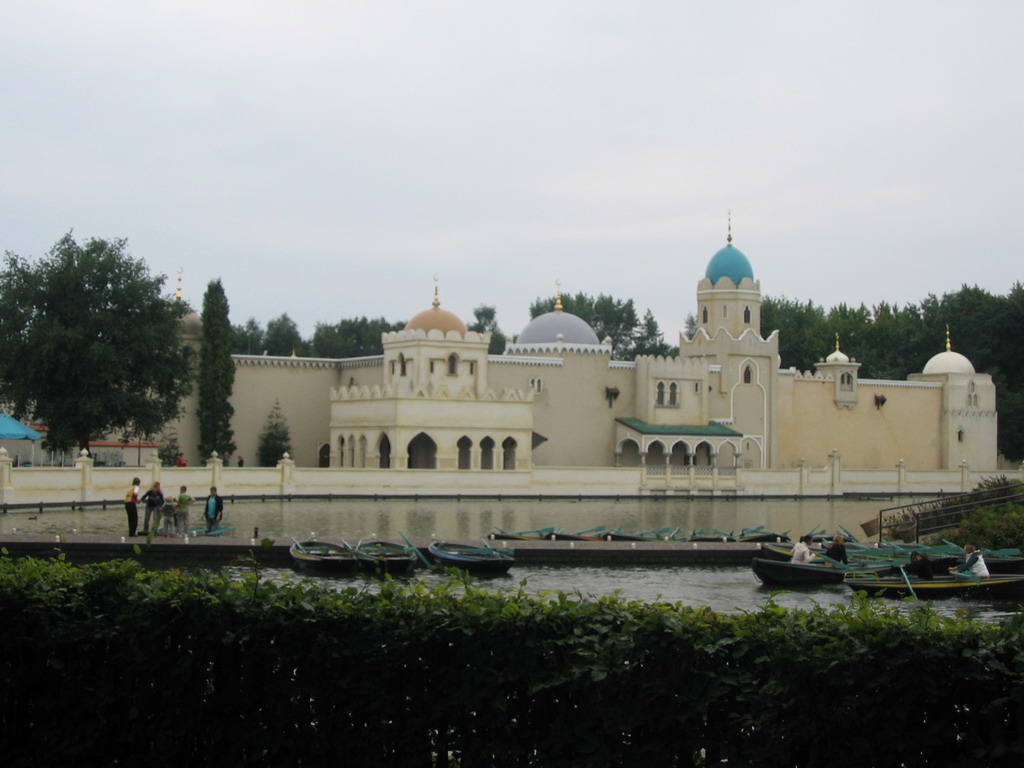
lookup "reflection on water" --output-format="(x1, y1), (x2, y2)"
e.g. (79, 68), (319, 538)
(1, 496), (906, 541)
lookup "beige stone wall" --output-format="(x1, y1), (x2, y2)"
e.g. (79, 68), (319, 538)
(226, 357), (344, 467)
(777, 374), (944, 469)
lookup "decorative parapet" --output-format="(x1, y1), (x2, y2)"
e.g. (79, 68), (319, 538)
(330, 382), (530, 402)
(504, 340), (612, 356)
(383, 328), (490, 343)
(234, 355), (345, 370)
(489, 355), (565, 368)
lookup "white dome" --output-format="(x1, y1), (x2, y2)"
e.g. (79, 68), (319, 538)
(922, 350), (975, 375)
(825, 348), (849, 363)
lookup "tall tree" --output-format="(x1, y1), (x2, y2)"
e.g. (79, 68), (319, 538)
(468, 305), (507, 354)
(310, 316), (405, 358)
(256, 399), (292, 466)
(231, 317), (265, 354)
(197, 279), (236, 461)
(264, 313), (306, 356)
(635, 309), (675, 357)
(0, 233), (192, 452)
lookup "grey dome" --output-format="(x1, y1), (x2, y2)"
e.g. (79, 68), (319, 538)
(516, 310), (599, 345)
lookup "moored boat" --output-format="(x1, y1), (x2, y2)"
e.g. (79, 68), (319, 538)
(844, 571), (1024, 599)
(428, 541), (515, 574)
(353, 539), (419, 575)
(751, 557), (896, 586)
(289, 539), (360, 573)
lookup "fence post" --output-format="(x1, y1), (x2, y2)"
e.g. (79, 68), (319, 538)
(0, 447), (12, 497)
(278, 452), (296, 495)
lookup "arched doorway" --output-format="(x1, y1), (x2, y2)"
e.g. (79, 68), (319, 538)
(317, 443), (330, 468)
(378, 434), (391, 468)
(407, 433), (437, 469)
(337, 436), (346, 468)
(618, 439), (641, 467)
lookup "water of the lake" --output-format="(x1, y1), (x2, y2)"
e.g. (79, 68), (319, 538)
(3, 496), (1020, 622)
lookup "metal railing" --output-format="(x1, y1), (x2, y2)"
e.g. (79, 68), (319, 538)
(874, 484), (1024, 542)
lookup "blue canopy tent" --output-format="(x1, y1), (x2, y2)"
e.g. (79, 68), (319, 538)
(0, 413), (42, 465)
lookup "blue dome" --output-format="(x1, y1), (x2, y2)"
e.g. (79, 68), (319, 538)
(705, 244), (754, 285)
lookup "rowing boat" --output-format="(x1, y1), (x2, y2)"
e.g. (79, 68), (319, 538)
(844, 571), (1024, 599)
(353, 539), (419, 575)
(428, 541), (515, 574)
(289, 539), (360, 573)
(751, 557), (896, 586)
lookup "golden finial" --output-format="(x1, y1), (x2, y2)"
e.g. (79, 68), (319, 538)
(727, 211), (733, 246)
(175, 268), (183, 301)
(835, 332), (841, 352)
(432, 274), (440, 309)
(554, 279), (563, 312)
(945, 324), (952, 352)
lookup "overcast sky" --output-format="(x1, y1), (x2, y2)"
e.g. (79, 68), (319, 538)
(3, 2), (1021, 345)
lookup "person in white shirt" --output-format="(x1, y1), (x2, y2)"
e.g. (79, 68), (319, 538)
(790, 534), (817, 564)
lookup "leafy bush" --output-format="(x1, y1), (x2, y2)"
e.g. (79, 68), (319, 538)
(954, 502), (1024, 550)
(1, 555), (1022, 767)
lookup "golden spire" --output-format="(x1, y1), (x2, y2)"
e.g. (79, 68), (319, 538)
(727, 210), (733, 246)
(175, 268), (183, 301)
(554, 279), (563, 312)
(835, 332), (841, 352)
(945, 324), (952, 352)
(432, 274), (440, 309)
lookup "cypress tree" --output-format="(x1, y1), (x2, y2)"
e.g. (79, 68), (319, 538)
(257, 399), (292, 466)
(197, 279), (236, 461)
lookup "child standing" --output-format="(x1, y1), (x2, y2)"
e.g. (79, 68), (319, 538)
(175, 485), (193, 536)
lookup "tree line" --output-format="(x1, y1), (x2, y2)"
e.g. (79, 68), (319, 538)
(2, 233), (1020, 462)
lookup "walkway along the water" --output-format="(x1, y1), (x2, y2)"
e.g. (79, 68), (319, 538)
(0, 534), (765, 568)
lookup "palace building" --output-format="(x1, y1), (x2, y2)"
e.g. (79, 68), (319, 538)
(172, 233), (998, 481)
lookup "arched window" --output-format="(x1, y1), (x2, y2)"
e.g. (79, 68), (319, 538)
(656, 382), (665, 405)
(399, 354), (408, 377)
(722, 305), (728, 319)
(743, 306), (751, 323)
(378, 434), (391, 468)
(957, 428), (965, 443)
(669, 382), (678, 406)
(447, 354), (458, 375)
(840, 372), (853, 391)
(480, 437), (495, 470)
(702, 306), (708, 323)
(743, 366), (752, 384)
(502, 437), (517, 470)
(457, 436), (472, 469)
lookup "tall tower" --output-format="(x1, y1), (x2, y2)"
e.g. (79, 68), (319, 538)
(695, 219), (761, 338)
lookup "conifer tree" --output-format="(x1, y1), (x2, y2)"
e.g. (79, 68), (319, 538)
(257, 399), (292, 466)
(197, 279), (236, 460)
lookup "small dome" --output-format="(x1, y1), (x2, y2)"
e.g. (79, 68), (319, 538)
(404, 286), (467, 335)
(181, 310), (202, 339)
(705, 244), (754, 285)
(826, 348), (849, 364)
(517, 310), (599, 345)
(923, 350), (975, 375)
(405, 306), (467, 335)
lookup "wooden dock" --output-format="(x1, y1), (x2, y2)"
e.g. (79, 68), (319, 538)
(0, 533), (766, 568)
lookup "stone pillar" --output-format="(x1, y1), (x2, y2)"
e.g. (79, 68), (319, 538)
(206, 452), (223, 489)
(0, 447), (13, 493)
(799, 458), (809, 495)
(960, 460), (969, 492)
(146, 450), (162, 486)
(896, 459), (906, 495)
(278, 452), (296, 494)
(76, 448), (95, 502)
(829, 449), (842, 495)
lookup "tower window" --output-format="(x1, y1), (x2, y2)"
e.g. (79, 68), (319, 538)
(743, 306), (751, 323)
(743, 366), (752, 384)
(702, 306), (708, 323)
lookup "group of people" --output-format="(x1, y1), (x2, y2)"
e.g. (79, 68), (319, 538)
(789, 533), (990, 578)
(123, 479), (224, 537)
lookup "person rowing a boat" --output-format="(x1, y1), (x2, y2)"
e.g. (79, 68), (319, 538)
(790, 534), (817, 564)
(950, 544), (990, 578)
(904, 550), (934, 579)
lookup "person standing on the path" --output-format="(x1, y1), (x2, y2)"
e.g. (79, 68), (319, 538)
(140, 481), (164, 535)
(124, 477), (141, 536)
(175, 485), (193, 536)
(236, 456), (244, 467)
(204, 486), (224, 533)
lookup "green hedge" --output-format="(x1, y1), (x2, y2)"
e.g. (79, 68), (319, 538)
(0, 555), (1022, 767)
